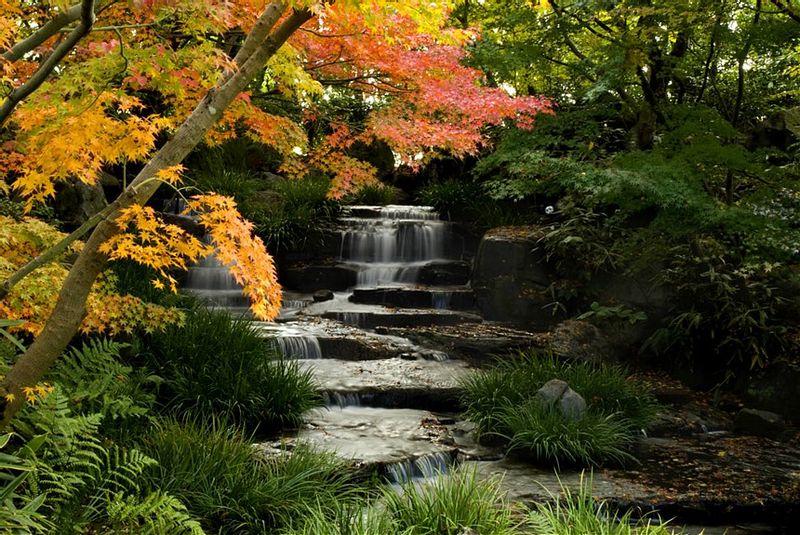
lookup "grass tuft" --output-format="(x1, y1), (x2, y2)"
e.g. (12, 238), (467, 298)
(143, 417), (358, 534)
(461, 350), (657, 466)
(144, 307), (320, 431)
(526, 472), (680, 535)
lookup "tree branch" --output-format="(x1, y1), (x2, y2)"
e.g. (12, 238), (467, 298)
(0, 0), (97, 128)
(3, 4), (82, 62)
(770, 0), (800, 23)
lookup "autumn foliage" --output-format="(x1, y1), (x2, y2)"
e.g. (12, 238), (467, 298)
(0, 0), (550, 323)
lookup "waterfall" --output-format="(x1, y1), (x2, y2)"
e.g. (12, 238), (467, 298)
(386, 451), (453, 484)
(339, 205), (451, 288)
(274, 336), (322, 359)
(322, 392), (362, 407)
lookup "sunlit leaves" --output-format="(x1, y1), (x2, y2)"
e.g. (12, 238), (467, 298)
(99, 205), (212, 292)
(187, 194), (282, 321)
(0, 215), (183, 335)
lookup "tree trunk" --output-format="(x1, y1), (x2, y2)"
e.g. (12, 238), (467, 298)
(0, 3), (313, 427)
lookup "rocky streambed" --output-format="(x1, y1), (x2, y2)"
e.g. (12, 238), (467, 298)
(187, 205), (800, 533)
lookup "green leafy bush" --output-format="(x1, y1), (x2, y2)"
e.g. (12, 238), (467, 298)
(342, 182), (400, 205)
(143, 418), (357, 534)
(250, 176), (341, 252)
(143, 307), (320, 431)
(418, 178), (523, 228)
(461, 351), (657, 466)
(9, 388), (201, 535)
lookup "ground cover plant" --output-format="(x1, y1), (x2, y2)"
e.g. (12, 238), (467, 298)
(461, 351), (658, 466)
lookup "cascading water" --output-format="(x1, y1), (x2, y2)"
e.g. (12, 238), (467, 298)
(386, 451), (454, 485)
(274, 336), (322, 359)
(184, 251), (249, 309)
(339, 205), (451, 288)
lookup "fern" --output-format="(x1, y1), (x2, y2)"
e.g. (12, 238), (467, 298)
(105, 491), (206, 535)
(48, 338), (158, 421)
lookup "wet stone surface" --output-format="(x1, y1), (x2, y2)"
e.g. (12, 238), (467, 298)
(299, 358), (471, 411)
(384, 323), (546, 364)
(292, 406), (457, 471)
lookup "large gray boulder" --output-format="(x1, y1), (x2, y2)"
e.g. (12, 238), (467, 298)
(472, 226), (560, 327)
(734, 408), (785, 439)
(535, 379), (587, 420)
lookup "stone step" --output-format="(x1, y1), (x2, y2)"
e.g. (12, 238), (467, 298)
(280, 263), (359, 292)
(321, 309), (482, 329)
(280, 260), (472, 292)
(251, 319), (450, 361)
(350, 287), (475, 311)
(300, 358), (470, 411)
(287, 406), (458, 482)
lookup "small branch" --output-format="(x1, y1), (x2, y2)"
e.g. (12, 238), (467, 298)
(300, 28), (363, 38)
(60, 23), (156, 32)
(0, 0), (97, 128)
(3, 4), (83, 62)
(0, 203), (112, 301)
(770, 0), (800, 23)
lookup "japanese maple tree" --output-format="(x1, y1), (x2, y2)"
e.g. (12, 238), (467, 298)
(0, 0), (549, 425)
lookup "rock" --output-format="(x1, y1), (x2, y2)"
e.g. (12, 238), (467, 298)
(312, 289), (334, 302)
(54, 179), (108, 227)
(471, 226), (561, 327)
(417, 261), (472, 286)
(559, 388), (588, 420)
(280, 263), (358, 291)
(734, 408), (785, 439)
(535, 379), (569, 406)
(746, 361), (800, 421)
(535, 379), (587, 420)
(549, 319), (614, 364)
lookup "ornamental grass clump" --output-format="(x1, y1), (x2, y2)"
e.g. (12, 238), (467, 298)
(525, 473), (680, 535)
(461, 351), (657, 466)
(143, 307), (320, 432)
(143, 418), (359, 534)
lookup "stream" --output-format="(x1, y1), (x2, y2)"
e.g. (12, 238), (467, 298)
(183, 204), (796, 534)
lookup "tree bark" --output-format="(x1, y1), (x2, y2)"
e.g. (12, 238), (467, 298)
(0, 3), (313, 427)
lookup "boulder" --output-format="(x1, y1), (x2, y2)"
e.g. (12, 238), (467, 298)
(734, 408), (785, 439)
(471, 226), (561, 327)
(280, 263), (358, 291)
(535, 379), (569, 406)
(559, 388), (588, 420)
(746, 361), (800, 421)
(535, 379), (587, 420)
(417, 261), (472, 286)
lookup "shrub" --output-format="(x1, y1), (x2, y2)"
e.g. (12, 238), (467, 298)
(500, 401), (635, 466)
(342, 182), (400, 205)
(461, 351), (657, 466)
(250, 176), (341, 252)
(142, 418), (358, 534)
(284, 467), (516, 535)
(417, 178), (524, 229)
(143, 307), (320, 431)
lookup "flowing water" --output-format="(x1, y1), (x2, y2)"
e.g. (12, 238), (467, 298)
(339, 205), (453, 288)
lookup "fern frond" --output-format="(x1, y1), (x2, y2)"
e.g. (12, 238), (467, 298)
(105, 491), (207, 535)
